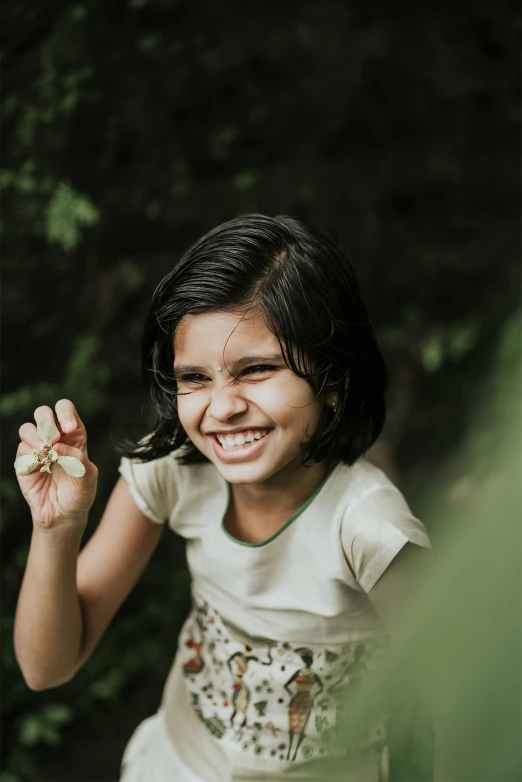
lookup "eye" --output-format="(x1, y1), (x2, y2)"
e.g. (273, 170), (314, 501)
(242, 365), (276, 376)
(179, 373), (208, 384)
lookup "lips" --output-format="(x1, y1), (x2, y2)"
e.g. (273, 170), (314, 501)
(209, 429), (272, 463)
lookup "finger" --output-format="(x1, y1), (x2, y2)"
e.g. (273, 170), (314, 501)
(16, 441), (35, 458)
(54, 399), (86, 438)
(33, 405), (61, 445)
(14, 442), (40, 477)
(19, 422), (44, 450)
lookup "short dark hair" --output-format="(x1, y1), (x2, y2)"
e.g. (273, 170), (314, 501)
(118, 214), (387, 466)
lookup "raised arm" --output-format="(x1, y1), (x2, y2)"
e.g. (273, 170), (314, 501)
(13, 400), (165, 690)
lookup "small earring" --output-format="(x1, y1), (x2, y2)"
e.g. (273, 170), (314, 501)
(217, 366), (222, 372)
(328, 396), (338, 412)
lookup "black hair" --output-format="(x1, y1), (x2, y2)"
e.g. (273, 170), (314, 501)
(118, 214), (387, 466)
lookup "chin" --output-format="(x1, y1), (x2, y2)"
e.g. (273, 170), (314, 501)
(215, 455), (302, 487)
(213, 461), (272, 485)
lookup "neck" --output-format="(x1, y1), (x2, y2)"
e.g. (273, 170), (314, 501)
(226, 460), (334, 543)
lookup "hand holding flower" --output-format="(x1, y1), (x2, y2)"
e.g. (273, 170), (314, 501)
(14, 402), (98, 528)
(15, 420), (86, 477)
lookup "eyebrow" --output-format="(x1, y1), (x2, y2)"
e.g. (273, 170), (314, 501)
(173, 353), (285, 376)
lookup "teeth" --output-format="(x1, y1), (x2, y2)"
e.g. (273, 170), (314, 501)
(216, 430), (268, 449)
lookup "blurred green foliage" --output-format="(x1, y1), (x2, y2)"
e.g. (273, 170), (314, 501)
(19, 704), (73, 748)
(1, 336), (108, 420)
(1, 0), (518, 778)
(324, 311), (521, 782)
(45, 182), (99, 253)
(419, 322), (480, 373)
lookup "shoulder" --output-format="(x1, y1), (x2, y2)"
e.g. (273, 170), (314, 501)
(334, 458), (396, 504)
(335, 459), (432, 593)
(118, 449), (224, 527)
(336, 458), (427, 536)
(321, 458), (399, 522)
(118, 450), (182, 524)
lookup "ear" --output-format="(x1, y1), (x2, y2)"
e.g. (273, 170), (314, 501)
(326, 394), (338, 412)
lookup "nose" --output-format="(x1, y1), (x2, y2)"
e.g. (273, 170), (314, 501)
(207, 382), (248, 423)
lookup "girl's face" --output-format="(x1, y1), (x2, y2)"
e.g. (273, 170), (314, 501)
(174, 310), (327, 486)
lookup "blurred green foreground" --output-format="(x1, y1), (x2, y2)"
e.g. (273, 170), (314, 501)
(325, 312), (521, 782)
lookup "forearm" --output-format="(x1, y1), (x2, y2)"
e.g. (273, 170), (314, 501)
(14, 518), (87, 690)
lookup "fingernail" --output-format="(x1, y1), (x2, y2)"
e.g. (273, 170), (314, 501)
(65, 420), (76, 429)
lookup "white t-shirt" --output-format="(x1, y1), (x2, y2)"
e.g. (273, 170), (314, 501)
(119, 453), (431, 781)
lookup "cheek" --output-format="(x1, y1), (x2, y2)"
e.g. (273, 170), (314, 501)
(177, 393), (206, 430)
(255, 379), (319, 424)
(289, 385), (323, 429)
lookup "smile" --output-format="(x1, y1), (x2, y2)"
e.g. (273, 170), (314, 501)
(215, 429), (270, 449)
(209, 429), (272, 462)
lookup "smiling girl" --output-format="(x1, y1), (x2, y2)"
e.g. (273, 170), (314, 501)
(14, 215), (432, 781)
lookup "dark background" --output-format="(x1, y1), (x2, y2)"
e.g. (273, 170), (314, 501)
(1, 1), (519, 779)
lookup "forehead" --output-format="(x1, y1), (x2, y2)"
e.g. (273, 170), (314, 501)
(174, 310), (280, 356)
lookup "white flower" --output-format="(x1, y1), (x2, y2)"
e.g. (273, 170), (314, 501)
(14, 420), (86, 478)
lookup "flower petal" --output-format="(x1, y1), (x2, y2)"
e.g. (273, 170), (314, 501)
(37, 420), (59, 447)
(56, 455), (86, 477)
(14, 455), (40, 475)
(49, 448), (59, 462)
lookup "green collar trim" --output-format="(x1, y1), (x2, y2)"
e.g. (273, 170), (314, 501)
(221, 463), (340, 548)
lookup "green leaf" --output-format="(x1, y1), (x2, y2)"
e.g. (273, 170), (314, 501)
(18, 716), (45, 747)
(45, 182), (99, 253)
(447, 324), (478, 360)
(420, 334), (444, 373)
(42, 704), (73, 725)
(18, 704), (72, 747)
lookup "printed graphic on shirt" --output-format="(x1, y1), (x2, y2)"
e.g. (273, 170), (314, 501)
(179, 592), (389, 763)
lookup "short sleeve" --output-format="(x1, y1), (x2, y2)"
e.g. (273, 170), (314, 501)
(118, 453), (182, 525)
(341, 487), (431, 593)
